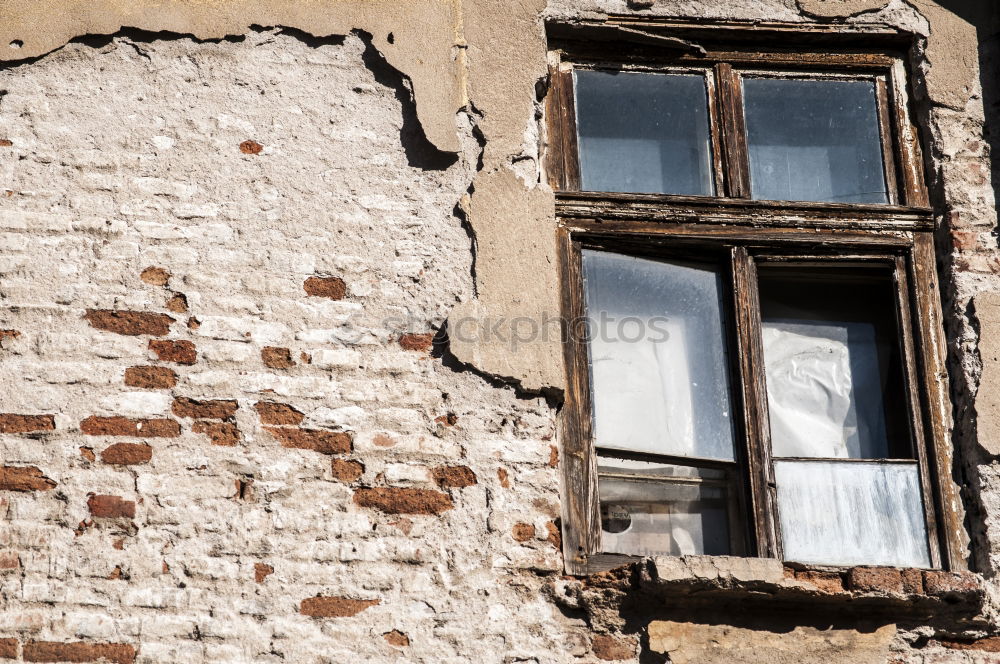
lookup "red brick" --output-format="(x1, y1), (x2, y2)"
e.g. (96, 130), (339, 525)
(100, 443), (152, 465)
(922, 570), (979, 595)
(0, 637), (15, 659)
(794, 570), (844, 594)
(166, 293), (188, 313)
(353, 487), (453, 515)
(261, 346), (295, 368)
(300, 596), (379, 618)
(383, 630), (409, 647)
(80, 416), (180, 438)
(545, 521), (561, 548)
(900, 568), (923, 594)
(548, 445), (558, 468)
(22, 641), (135, 664)
(434, 413), (458, 426)
(0, 466), (56, 492)
(498, 467), (510, 488)
(193, 421), (241, 447)
(0, 139), (12, 148)
(398, 332), (434, 352)
(239, 140), (263, 155)
(0, 330), (20, 343)
(80, 446), (96, 462)
(266, 427), (351, 455)
(140, 266), (170, 286)
(303, 276), (347, 299)
(148, 339), (197, 365)
(592, 634), (636, 661)
(512, 523), (535, 542)
(847, 567), (904, 593)
(87, 495), (136, 519)
(254, 562), (273, 583)
(0, 551), (20, 571)
(0, 414), (55, 434)
(331, 459), (364, 482)
(431, 465), (477, 488)
(940, 636), (1000, 652)
(83, 309), (173, 337)
(254, 401), (304, 426)
(171, 397), (238, 420)
(124, 366), (177, 389)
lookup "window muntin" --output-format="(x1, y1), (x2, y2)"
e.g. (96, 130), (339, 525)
(574, 70), (714, 196)
(743, 77), (888, 204)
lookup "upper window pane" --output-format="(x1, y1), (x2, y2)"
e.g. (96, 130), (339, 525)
(582, 250), (735, 460)
(744, 78), (888, 204)
(574, 70), (714, 196)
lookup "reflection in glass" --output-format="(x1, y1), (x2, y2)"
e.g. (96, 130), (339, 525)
(575, 70), (714, 196)
(582, 250), (735, 460)
(759, 267), (909, 459)
(744, 78), (888, 204)
(775, 460), (930, 567)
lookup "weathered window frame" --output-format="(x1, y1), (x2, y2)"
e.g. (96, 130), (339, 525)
(546, 21), (966, 576)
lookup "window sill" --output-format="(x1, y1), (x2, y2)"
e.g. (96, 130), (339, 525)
(575, 555), (986, 626)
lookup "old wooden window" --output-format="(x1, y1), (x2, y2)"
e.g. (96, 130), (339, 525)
(547, 23), (965, 576)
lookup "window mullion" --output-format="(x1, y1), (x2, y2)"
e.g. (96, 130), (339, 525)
(730, 246), (780, 558)
(715, 63), (751, 199)
(545, 66), (581, 191)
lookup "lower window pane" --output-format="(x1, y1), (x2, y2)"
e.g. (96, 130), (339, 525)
(774, 460), (930, 567)
(598, 459), (731, 556)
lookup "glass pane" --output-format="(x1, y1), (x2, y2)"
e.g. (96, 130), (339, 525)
(598, 461), (731, 557)
(575, 70), (714, 196)
(744, 78), (888, 204)
(583, 250), (735, 460)
(759, 267), (910, 459)
(775, 460), (930, 567)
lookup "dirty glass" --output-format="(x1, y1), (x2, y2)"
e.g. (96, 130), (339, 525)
(582, 249), (735, 461)
(574, 70), (714, 196)
(744, 77), (888, 204)
(774, 460), (930, 567)
(758, 267), (909, 459)
(598, 457), (730, 556)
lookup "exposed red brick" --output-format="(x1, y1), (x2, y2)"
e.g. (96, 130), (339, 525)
(303, 276), (347, 299)
(140, 266), (170, 286)
(22, 641), (135, 664)
(373, 433), (395, 447)
(434, 413), (458, 427)
(545, 521), (561, 549)
(398, 332), (434, 352)
(940, 636), (1000, 652)
(331, 459), (364, 483)
(254, 401), (304, 426)
(923, 570), (979, 595)
(900, 568), (923, 594)
(0, 139), (12, 148)
(171, 397), (238, 420)
(353, 487), (453, 515)
(847, 567), (904, 593)
(548, 445), (559, 468)
(0, 466), (56, 492)
(0, 551), (20, 571)
(148, 339), (197, 365)
(113, 539), (125, 551)
(193, 421), (241, 447)
(794, 570), (844, 593)
(124, 366), (177, 389)
(0, 329), (21, 343)
(108, 565), (124, 580)
(383, 630), (410, 647)
(0, 414), (55, 434)
(431, 465), (477, 488)
(300, 596), (379, 618)
(87, 495), (136, 519)
(79, 447), (96, 462)
(239, 139), (263, 155)
(100, 443), (152, 465)
(498, 467), (510, 488)
(261, 346), (295, 369)
(254, 562), (274, 583)
(592, 634), (636, 661)
(80, 416), (180, 438)
(266, 427), (351, 454)
(187, 317), (200, 329)
(83, 310), (173, 337)
(512, 523), (535, 542)
(166, 292), (188, 313)
(0, 637), (15, 659)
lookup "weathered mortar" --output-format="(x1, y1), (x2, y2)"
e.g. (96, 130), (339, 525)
(0, 0), (999, 662)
